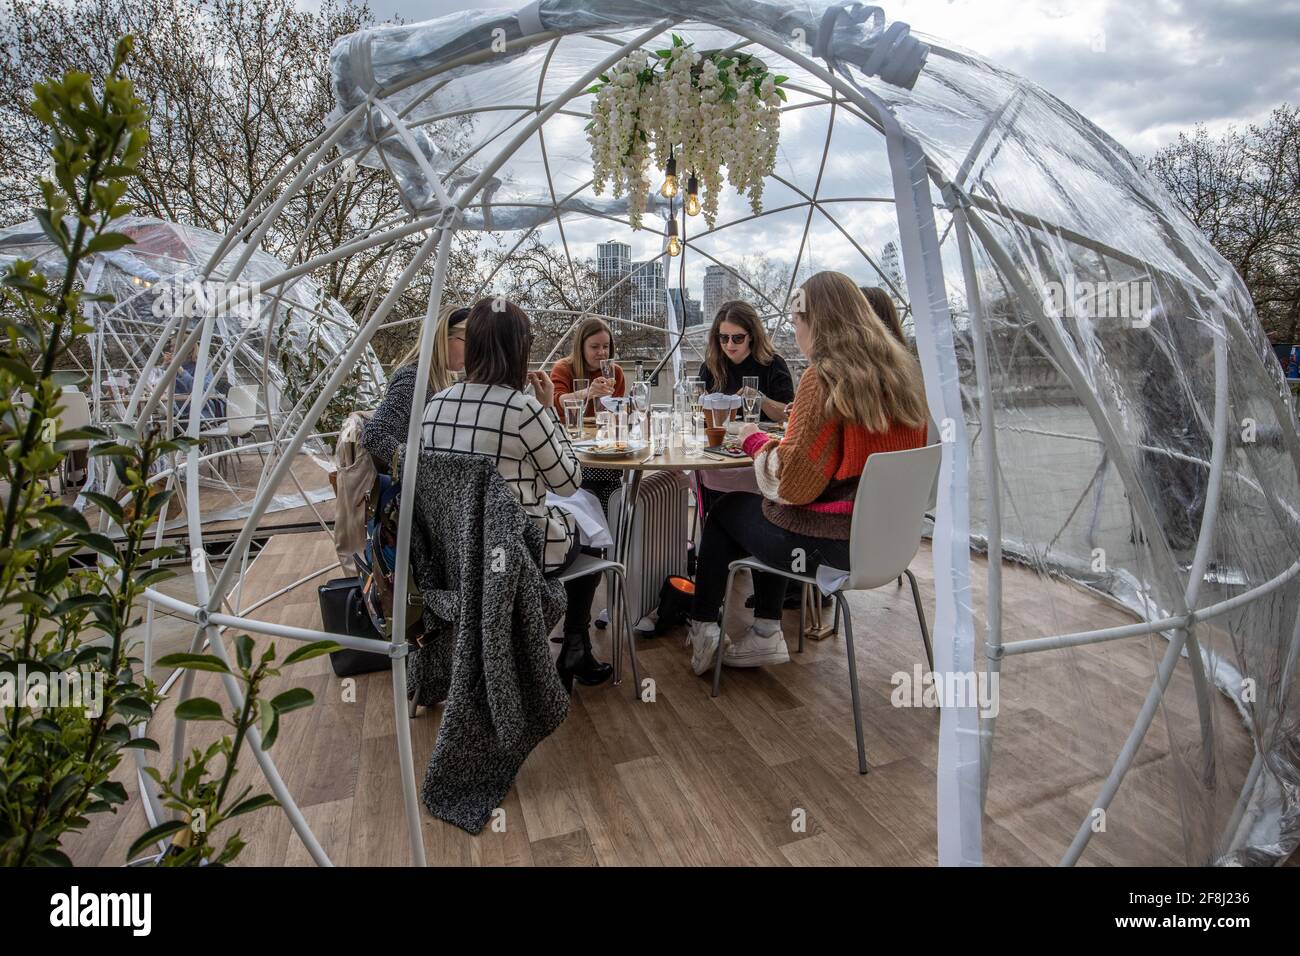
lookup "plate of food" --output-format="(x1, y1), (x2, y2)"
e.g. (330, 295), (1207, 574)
(572, 439), (649, 457)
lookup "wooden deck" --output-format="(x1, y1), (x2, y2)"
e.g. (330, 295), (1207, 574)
(65, 530), (1258, 867)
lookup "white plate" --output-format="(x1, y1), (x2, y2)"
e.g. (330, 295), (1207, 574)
(574, 440), (649, 457)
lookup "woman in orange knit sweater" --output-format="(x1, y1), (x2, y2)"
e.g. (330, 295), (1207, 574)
(686, 271), (930, 674)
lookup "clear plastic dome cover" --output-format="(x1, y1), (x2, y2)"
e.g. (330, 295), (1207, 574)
(123, 0), (1298, 866)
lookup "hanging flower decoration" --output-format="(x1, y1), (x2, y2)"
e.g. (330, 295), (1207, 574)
(585, 34), (788, 230)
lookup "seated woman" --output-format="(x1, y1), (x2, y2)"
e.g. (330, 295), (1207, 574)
(549, 316), (625, 516)
(699, 299), (794, 422)
(362, 303), (468, 473)
(696, 300), (796, 516)
(422, 297), (612, 689)
(859, 286), (909, 347)
(685, 270), (930, 674)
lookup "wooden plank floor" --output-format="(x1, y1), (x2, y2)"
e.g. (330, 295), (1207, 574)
(65, 530), (1259, 867)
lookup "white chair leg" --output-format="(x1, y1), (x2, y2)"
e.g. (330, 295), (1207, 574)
(608, 567), (641, 699)
(837, 593), (869, 774)
(710, 563), (742, 697)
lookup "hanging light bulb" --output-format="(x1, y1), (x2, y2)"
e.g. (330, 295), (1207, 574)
(660, 154), (678, 199)
(666, 218), (681, 257)
(685, 174), (701, 217)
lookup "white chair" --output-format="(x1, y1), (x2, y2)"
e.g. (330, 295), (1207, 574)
(556, 552), (641, 699)
(200, 384), (258, 476)
(711, 443), (942, 774)
(56, 387), (92, 493)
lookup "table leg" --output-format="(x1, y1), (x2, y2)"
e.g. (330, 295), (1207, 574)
(611, 468), (643, 685)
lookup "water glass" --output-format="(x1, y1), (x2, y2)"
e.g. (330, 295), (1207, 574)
(684, 412), (706, 457)
(595, 410), (610, 446)
(599, 359), (615, 382)
(561, 395), (583, 438)
(650, 404), (672, 454)
(573, 378), (589, 409)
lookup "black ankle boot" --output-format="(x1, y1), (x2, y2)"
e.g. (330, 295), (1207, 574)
(557, 630), (613, 691)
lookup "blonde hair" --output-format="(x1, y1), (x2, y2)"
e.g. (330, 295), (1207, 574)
(562, 316), (616, 382)
(705, 299), (776, 389)
(797, 271), (928, 432)
(398, 302), (466, 392)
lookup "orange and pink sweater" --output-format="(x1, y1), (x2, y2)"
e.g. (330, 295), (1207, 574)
(741, 368), (927, 539)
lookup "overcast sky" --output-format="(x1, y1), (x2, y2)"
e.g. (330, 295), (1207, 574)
(335, 0), (1298, 156)
(295, 0), (1298, 295)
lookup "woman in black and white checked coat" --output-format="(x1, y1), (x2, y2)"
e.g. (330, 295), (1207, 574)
(420, 298), (612, 689)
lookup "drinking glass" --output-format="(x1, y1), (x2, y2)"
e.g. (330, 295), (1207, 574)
(599, 359), (615, 383)
(595, 410), (610, 446)
(742, 375), (760, 421)
(650, 403), (671, 455)
(684, 411), (706, 457)
(561, 395), (583, 438)
(573, 378), (589, 411)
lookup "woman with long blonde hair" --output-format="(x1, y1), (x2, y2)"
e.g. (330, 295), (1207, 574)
(362, 302), (469, 473)
(683, 270), (929, 675)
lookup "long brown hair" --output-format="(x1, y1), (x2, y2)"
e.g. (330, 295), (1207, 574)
(560, 316), (616, 382)
(798, 271), (927, 432)
(398, 302), (468, 392)
(704, 300), (775, 389)
(464, 297), (531, 390)
(860, 286), (907, 346)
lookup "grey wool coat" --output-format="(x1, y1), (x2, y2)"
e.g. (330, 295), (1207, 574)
(399, 446), (570, 834)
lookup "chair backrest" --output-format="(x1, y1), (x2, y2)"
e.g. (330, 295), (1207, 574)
(847, 443), (942, 591)
(57, 386), (92, 431)
(926, 417), (940, 514)
(225, 385), (258, 437)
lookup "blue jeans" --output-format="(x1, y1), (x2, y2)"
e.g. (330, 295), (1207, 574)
(690, 492), (851, 622)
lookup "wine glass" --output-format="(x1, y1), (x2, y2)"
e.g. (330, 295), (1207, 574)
(599, 358), (615, 383)
(742, 375), (760, 423)
(630, 380), (650, 441)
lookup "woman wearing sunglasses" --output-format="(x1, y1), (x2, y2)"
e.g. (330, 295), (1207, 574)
(699, 300), (794, 423)
(696, 301), (797, 517)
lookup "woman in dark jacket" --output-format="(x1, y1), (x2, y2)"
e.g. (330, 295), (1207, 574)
(362, 303), (468, 473)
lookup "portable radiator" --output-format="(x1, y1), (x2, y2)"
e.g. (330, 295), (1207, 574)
(609, 470), (691, 625)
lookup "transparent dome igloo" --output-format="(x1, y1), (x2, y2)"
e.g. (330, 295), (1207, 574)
(0, 215), (385, 522)
(131, 0), (1299, 867)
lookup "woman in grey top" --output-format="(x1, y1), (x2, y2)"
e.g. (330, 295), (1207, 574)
(362, 303), (468, 473)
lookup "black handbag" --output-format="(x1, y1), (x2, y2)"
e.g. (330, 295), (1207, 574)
(317, 576), (392, 677)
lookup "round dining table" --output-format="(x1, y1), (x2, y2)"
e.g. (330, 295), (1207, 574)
(571, 425), (752, 683)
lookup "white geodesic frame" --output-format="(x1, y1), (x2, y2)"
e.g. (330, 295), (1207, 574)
(122, 1), (1300, 868)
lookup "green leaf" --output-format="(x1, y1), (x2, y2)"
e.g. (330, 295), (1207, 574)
(225, 793), (278, 819)
(259, 703), (280, 750)
(84, 231), (134, 255)
(39, 504), (90, 533)
(156, 653), (230, 673)
(127, 821), (187, 861)
(113, 697), (152, 718)
(282, 640), (342, 665)
(76, 532), (118, 558)
(121, 737), (160, 752)
(175, 697), (225, 721)
(270, 687), (314, 715)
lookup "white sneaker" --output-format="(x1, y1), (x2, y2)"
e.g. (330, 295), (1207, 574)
(722, 625), (790, 668)
(687, 619), (722, 675)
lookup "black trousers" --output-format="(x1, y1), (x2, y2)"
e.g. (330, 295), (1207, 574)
(548, 534), (603, 636)
(690, 492), (851, 622)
